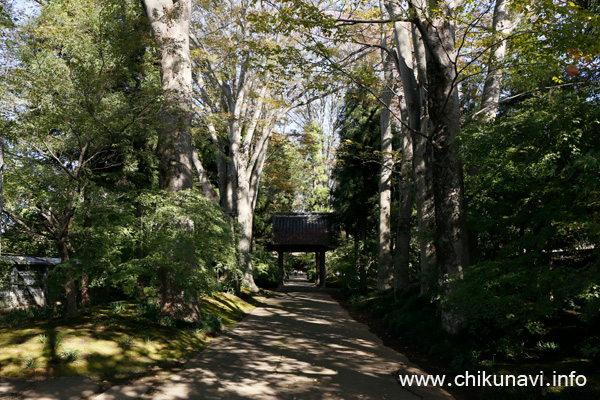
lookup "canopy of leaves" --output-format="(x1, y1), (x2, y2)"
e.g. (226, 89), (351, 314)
(454, 85), (600, 337)
(331, 85), (381, 238)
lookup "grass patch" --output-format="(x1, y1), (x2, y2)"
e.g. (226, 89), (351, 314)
(0, 292), (262, 380)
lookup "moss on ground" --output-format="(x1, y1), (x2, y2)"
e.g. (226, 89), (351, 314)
(0, 292), (263, 381)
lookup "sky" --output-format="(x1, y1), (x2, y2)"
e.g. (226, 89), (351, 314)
(7, 0), (40, 22)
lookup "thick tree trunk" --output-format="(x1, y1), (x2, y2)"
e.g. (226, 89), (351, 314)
(57, 242), (78, 317)
(0, 136), (4, 256)
(235, 173), (259, 292)
(410, 22), (437, 296)
(81, 268), (91, 308)
(144, 0), (194, 191)
(385, 4), (436, 295)
(377, 45), (395, 291)
(394, 98), (413, 292)
(144, 0), (200, 320)
(417, 4), (469, 334)
(223, 156), (237, 216)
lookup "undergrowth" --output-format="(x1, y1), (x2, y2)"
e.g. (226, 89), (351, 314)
(340, 287), (600, 400)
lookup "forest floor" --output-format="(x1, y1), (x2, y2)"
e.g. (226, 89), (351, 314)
(144, 279), (453, 399)
(0, 292), (263, 399)
(2, 280), (455, 399)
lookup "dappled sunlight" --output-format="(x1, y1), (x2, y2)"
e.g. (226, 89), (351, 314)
(0, 292), (255, 380)
(150, 291), (452, 400)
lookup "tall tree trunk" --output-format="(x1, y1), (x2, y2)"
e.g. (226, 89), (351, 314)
(143, 0), (194, 191)
(394, 97), (413, 292)
(414, 1), (470, 334)
(57, 241), (78, 317)
(377, 34), (395, 291)
(143, 0), (199, 320)
(80, 198), (92, 308)
(410, 21), (437, 296)
(192, 147), (218, 201)
(224, 156), (237, 216)
(385, 3), (436, 295)
(480, 0), (521, 122)
(81, 269), (91, 308)
(235, 169), (259, 292)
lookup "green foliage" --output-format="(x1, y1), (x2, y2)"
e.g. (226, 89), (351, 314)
(117, 190), (238, 299)
(447, 258), (563, 338)
(535, 340), (559, 353)
(1, 0), (166, 311)
(293, 122), (331, 212)
(455, 86), (600, 348)
(579, 336), (600, 360)
(199, 314), (223, 334)
(330, 84), (382, 293)
(111, 301), (127, 314)
(136, 299), (162, 321)
(117, 335), (134, 349)
(251, 245), (279, 288)
(23, 357), (37, 370)
(328, 237), (377, 294)
(0, 305), (66, 326)
(382, 291), (450, 354)
(332, 85), (381, 238)
(59, 347), (80, 363)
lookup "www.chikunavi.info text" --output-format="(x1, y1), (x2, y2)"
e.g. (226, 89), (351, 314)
(398, 370), (587, 387)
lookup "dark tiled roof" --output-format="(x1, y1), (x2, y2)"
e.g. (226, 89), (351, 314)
(272, 213), (336, 248)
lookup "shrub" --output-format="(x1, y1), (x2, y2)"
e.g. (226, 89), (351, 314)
(0, 305), (66, 326)
(60, 348), (79, 363)
(137, 299), (162, 321)
(23, 357), (37, 370)
(111, 301), (127, 314)
(118, 335), (134, 349)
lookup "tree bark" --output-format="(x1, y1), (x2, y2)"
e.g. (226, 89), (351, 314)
(0, 136), (4, 256)
(81, 268), (91, 308)
(480, 0), (521, 122)
(410, 20), (438, 296)
(57, 241), (78, 317)
(377, 34), (395, 291)
(143, 0), (194, 192)
(143, 0), (200, 320)
(413, 0), (470, 333)
(235, 171), (259, 292)
(192, 147), (218, 201)
(394, 96), (413, 292)
(385, 3), (436, 295)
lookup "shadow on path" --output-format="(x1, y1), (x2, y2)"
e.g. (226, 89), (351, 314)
(150, 284), (454, 400)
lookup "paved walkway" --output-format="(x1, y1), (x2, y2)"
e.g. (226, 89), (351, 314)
(1, 279), (453, 399)
(149, 279), (453, 400)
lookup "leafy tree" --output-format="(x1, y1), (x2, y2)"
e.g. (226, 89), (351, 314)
(190, 0), (337, 291)
(120, 190), (236, 314)
(2, 0), (161, 315)
(454, 86), (600, 339)
(331, 85), (382, 292)
(290, 121), (331, 212)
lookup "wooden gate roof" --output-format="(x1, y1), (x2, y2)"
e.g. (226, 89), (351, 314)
(267, 213), (338, 252)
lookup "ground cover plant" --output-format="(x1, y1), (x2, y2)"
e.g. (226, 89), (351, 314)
(335, 287), (600, 400)
(0, 292), (262, 382)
